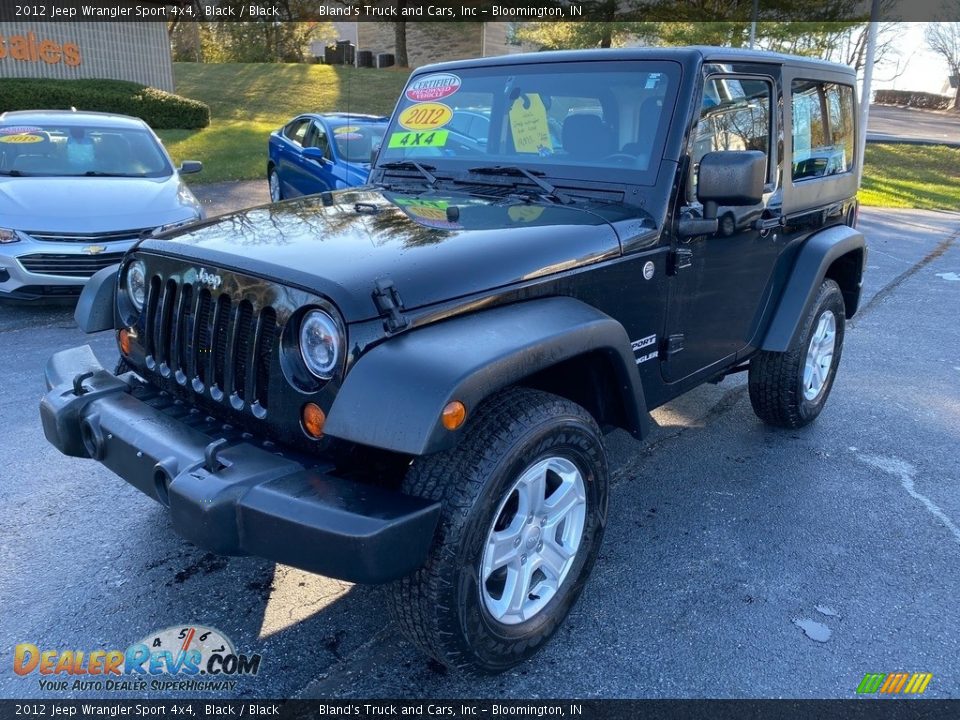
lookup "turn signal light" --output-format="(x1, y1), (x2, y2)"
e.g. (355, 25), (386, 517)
(441, 401), (466, 430)
(118, 328), (134, 355)
(302, 403), (326, 438)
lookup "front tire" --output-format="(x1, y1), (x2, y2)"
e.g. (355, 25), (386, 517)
(748, 279), (846, 428)
(387, 387), (608, 673)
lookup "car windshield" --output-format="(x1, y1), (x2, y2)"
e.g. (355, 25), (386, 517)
(331, 121), (386, 163)
(0, 123), (172, 178)
(378, 60), (680, 185)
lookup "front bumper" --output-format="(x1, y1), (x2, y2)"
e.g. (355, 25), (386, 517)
(40, 346), (441, 584)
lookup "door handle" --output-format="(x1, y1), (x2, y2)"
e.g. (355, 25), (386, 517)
(753, 215), (784, 231)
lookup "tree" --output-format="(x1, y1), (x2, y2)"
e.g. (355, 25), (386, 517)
(926, 22), (960, 110)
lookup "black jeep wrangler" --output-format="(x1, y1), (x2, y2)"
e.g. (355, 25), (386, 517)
(41, 47), (865, 673)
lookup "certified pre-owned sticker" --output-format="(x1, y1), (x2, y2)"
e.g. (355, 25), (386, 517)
(405, 73), (461, 102)
(388, 130), (449, 149)
(0, 126), (42, 135)
(398, 103), (453, 132)
(0, 133), (44, 144)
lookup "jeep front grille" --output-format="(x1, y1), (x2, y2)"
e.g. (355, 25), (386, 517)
(142, 275), (277, 417)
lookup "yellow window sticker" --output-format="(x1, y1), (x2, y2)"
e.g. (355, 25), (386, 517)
(0, 133), (44, 144)
(398, 103), (453, 132)
(388, 130), (449, 149)
(334, 125), (360, 135)
(509, 94), (553, 154)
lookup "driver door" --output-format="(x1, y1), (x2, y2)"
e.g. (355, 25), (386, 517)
(663, 71), (783, 384)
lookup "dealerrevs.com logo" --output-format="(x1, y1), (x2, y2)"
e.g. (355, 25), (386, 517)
(14, 625), (262, 693)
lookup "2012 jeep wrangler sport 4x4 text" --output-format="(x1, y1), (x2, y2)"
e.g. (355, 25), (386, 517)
(41, 47), (866, 673)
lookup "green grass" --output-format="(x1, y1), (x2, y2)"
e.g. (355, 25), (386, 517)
(159, 62), (410, 184)
(860, 143), (960, 210)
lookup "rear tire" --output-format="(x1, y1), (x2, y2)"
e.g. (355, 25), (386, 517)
(387, 387), (608, 673)
(748, 279), (846, 428)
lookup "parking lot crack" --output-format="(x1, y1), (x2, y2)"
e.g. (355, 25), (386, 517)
(855, 452), (960, 546)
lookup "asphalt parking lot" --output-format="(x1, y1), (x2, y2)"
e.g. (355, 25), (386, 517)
(0, 207), (958, 700)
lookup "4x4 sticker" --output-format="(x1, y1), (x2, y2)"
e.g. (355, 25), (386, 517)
(399, 103), (453, 132)
(406, 73), (461, 102)
(388, 130), (449, 149)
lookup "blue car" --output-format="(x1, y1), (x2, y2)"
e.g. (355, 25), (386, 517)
(267, 113), (387, 201)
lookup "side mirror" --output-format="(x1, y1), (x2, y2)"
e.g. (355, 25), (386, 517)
(302, 147), (328, 163)
(697, 150), (766, 219)
(370, 146), (380, 165)
(178, 160), (203, 175)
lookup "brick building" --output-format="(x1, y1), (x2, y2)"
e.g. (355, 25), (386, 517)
(333, 22), (519, 68)
(0, 22), (174, 91)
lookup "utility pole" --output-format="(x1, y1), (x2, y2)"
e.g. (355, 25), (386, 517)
(749, 0), (759, 49)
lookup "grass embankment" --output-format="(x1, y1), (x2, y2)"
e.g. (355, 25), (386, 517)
(159, 62), (409, 184)
(163, 62), (960, 211)
(860, 143), (960, 210)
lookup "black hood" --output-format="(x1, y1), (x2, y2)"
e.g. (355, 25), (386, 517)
(139, 188), (654, 323)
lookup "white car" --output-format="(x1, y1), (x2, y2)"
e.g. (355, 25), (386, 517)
(0, 109), (204, 301)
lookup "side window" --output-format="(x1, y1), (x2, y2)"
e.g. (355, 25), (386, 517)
(306, 122), (329, 157)
(688, 76), (772, 202)
(825, 83), (856, 175)
(792, 80), (854, 181)
(284, 119), (309, 146)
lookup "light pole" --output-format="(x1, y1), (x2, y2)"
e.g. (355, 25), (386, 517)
(749, 0), (759, 49)
(857, 4), (880, 185)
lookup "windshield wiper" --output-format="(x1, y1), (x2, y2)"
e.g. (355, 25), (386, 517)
(84, 171), (140, 177)
(466, 165), (573, 204)
(378, 161), (437, 187)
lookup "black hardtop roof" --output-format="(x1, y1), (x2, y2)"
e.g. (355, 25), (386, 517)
(414, 46), (855, 78)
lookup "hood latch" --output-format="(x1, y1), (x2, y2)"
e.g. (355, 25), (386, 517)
(372, 278), (409, 334)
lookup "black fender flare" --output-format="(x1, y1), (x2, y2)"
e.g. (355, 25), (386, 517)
(761, 224), (866, 352)
(74, 263), (121, 334)
(324, 297), (652, 456)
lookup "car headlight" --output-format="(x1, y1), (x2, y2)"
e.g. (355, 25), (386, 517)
(0, 227), (19, 244)
(299, 309), (341, 380)
(125, 260), (147, 312)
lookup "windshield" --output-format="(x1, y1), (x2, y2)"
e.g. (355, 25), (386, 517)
(377, 60), (680, 185)
(0, 123), (172, 178)
(331, 121), (387, 163)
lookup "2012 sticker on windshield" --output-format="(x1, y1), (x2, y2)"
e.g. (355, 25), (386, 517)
(388, 130), (449, 149)
(398, 103), (453, 132)
(0, 133), (44, 144)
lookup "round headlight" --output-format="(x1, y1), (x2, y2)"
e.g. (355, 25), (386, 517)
(299, 309), (341, 380)
(126, 260), (147, 311)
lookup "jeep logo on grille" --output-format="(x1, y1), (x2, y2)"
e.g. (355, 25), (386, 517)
(197, 268), (222, 289)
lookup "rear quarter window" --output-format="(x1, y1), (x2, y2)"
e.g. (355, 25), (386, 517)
(791, 79), (856, 181)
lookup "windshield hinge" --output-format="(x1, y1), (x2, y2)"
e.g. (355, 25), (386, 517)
(668, 248), (693, 275)
(372, 278), (409, 333)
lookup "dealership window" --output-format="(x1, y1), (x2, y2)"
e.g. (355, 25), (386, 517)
(688, 76), (772, 201)
(792, 80), (855, 181)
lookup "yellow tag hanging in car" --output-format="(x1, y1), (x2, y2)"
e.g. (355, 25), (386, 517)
(509, 94), (553, 155)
